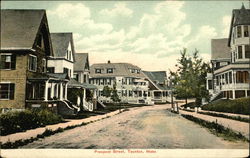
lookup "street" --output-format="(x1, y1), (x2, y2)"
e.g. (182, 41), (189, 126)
(22, 105), (248, 149)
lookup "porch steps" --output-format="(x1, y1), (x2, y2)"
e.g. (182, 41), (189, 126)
(57, 100), (79, 116)
(97, 100), (106, 108)
(210, 91), (223, 102)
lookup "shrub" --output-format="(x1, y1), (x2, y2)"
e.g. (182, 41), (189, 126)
(202, 97), (250, 115)
(0, 109), (63, 136)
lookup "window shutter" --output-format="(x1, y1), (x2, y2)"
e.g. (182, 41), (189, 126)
(11, 55), (16, 69)
(10, 83), (15, 100)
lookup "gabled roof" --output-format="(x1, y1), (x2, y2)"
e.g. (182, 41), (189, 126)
(211, 38), (231, 60)
(90, 62), (144, 78)
(228, 5), (250, 46)
(1, 9), (52, 54)
(143, 71), (169, 90)
(50, 33), (75, 61)
(74, 53), (89, 72)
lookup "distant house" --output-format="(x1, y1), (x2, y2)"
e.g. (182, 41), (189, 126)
(206, 5), (250, 101)
(71, 53), (98, 111)
(143, 71), (171, 104)
(0, 10), (69, 113)
(89, 61), (152, 104)
(47, 33), (75, 78)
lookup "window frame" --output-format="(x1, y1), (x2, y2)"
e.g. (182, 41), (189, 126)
(95, 69), (102, 74)
(0, 83), (15, 100)
(237, 25), (242, 38)
(245, 45), (250, 58)
(243, 25), (249, 37)
(106, 68), (113, 74)
(28, 54), (37, 72)
(238, 46), (243, 59)
(0, 53), (16, 70)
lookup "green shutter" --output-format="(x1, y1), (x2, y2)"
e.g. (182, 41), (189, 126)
(10, 83), (15, 100)
(11, 55), (16, 69)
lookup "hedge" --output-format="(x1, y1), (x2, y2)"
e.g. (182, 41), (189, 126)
(0, 109), (63, 136)
(202, 97), (250, 115)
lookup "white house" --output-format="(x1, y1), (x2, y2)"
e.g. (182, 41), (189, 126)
(89, 61), (153, 104)
(206, 5), (250, 100)
(47, 33), (75, 78)
(71, 53), (98, 111)
(143, 71), (171, 104)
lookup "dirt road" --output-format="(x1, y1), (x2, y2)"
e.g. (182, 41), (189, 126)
(22, 105), (248, 149)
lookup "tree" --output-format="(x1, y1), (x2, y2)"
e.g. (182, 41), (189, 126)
(103, 86), (112, 97)
(170, 48), (210, 106)
(110, 83), (121, 103)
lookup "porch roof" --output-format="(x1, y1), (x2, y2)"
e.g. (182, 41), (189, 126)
(68, 79), (97, 89)
(27, 73), (70, 81)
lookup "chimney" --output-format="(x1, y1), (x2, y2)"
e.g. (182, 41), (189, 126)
(108, 60), (111, 64)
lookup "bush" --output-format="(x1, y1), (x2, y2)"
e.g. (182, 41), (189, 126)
(202, 97), (250, 115)
(0, 109), (63, 136)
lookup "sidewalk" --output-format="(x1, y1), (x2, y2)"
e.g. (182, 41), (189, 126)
(200, 109), (249, 119)
(1, 109), (122, 144)
(179, 109), (249, 139)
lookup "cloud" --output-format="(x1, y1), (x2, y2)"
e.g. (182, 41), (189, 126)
(48, 3), (113, 34)
(99, 2), (133, 17)
(186, 25), (218, 54)
(48, 3), (90, 26)
(221, 15), (231, 37)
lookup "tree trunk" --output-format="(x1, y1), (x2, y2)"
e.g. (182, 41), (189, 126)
(185, 97), (188, 106)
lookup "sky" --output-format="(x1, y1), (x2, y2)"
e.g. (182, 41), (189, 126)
(1, 0), (249, 72)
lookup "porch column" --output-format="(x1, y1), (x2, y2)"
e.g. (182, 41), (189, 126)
(141, 90), (144, 98)
(232, 90), (235, 99)
(233, 71), (236, 84)
(44, 80), (49, 101)
(59, 83), (63, 100)
(65, 83), (68, 99)
(51, 83), (54, 99)
(93, 90), (97, 99)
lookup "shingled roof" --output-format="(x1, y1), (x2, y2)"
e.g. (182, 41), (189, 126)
(228, 5), (250, 46)
(211, 38), (231, 60)
(1, 9), (51, 52)
(90, 62), (145, 78)
(50, 33), (75, 61)
(143, 71), (169, 90)
(74, 53), (89, 72)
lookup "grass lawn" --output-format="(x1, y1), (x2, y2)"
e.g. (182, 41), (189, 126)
(202, 97), (250, 115)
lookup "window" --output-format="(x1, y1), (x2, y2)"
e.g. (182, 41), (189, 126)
(229, 72), (232, 83)
(245, 45), (250, 58)
(237, 26), (242, 38)
(0, 83), (15, 100)
(0, 54), (16, 70)
(42, 58), (46, 73)
(63, 68), (69, 74)
(129, 90), (133, 97)
(107, 68), (113, 73)
(95, 69), (101, 74)
(238, 46), (242, 59)
(243, 26), (249, 37)
(28, 55), (37, 72)
(130, 69), (135, 73)
(73, 73), (79, 82)
(47, 67), (55, 73)
(84, 74), (87, 83)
